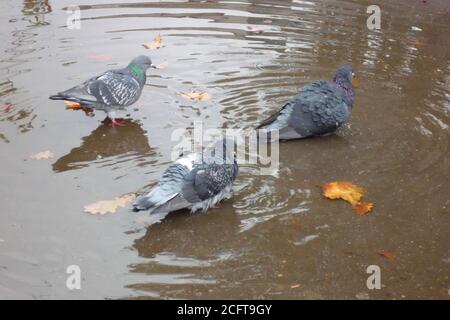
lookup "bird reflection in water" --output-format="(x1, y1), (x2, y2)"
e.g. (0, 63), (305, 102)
(52, 119), (157, 172)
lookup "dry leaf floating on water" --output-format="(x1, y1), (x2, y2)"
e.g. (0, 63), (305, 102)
(30, 150), (54, 160)
(142, 35), (164, 50)
(178, 91), (210, 101)
(322, 181), (365, 206)
(84, 194), (136, 215)
(353, 202), (374, 215)
(378, 251), (396, 260)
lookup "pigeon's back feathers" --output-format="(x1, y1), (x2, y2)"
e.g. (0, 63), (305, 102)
(257, 67), (355, 140)
(133, 140), (238, 215)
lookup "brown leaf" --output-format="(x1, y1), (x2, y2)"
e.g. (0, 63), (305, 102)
(30, 150), (54, 160)
(415, 39), (427, 47)
(65, 101), (81, 110)
(322, 181), (366, 206)
(84, 194), (136, 215)
(353, 202), (374, 215)
(142, 34), (164, 50)
(178, 91), (210, 101)
(378, 251), (396, 260)
(89, 54), (113, 62)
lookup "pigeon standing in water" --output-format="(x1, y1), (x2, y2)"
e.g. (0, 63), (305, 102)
(133, 139), (239, 218)
(49, 55), (154, 127)
(257, 66), (357, 140)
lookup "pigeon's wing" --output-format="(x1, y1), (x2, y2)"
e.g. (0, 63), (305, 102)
(87, 71), (142, 106)
(52, 70), (141, 107)
(133, 162), (191, 212)
(181, 162), (238, 203)
(256, 102), (293, 130)
(287, 81), (351, 136)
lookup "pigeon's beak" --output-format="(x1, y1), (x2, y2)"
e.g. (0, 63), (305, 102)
(352, 76), (360, 87)
(150, 63), (157, 69)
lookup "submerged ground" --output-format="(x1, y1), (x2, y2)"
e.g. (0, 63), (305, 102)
(0, 0), (449, 299)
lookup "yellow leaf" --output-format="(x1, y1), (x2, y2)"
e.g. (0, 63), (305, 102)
(322, 181), (365, 206)
(30, 150), (54, 160)
(84, 194), (136, 215)
(353, 202), (374, 215)
(142, 34), (164, 50)
(178, 91), (210, 101)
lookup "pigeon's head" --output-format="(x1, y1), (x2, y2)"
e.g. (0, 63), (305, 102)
(131, 55), (154, 71)
(334, 66), (356, 86)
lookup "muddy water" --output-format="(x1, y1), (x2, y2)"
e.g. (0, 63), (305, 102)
(0, 0), (449, 299)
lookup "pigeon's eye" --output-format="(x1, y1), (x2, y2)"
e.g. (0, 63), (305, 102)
(351, 72), (355, 78)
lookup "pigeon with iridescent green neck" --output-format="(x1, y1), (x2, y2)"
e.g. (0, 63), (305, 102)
(50, 55), (154, 126)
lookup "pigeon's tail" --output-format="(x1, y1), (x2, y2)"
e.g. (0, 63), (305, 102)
(133, 190), (189, 214)
(49, 94), (96, 106)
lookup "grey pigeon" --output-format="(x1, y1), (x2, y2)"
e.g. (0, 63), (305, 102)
(133, 139), (239, 216)
(257, 66), (356, 140)
(49, 55), (154, 126)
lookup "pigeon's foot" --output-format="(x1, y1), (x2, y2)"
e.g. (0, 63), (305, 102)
(109, 118), (126, 127)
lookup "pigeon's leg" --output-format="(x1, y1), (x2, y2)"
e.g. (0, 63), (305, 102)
(110, 118), (126, 127)
(107, 111), (125, 127)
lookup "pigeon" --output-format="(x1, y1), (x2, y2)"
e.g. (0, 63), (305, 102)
(257, 66), (357, 140)
(133, 138), (239, 216)
(49, 55), (154, 127)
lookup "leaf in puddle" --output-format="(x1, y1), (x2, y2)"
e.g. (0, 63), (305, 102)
(415, 39), (427, 47)
(30, 150), (54, 160)
(89, 54), (113, 62)
(84, 194), (136, 215)
(3, 103), (12, 112)
(65, 101), (81, 110)
(322, 181), (365, 206)
(142, 34), (164, 50)
(177, 91), (210, 101)
(378, 251), (396, 260)
(353, 202), (374, 215)
(154, 61), (169, 69)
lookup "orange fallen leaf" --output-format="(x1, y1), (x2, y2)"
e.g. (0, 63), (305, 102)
(178, 91), (210, 101)
(353, 202), (374, 215)
(142, 34), (164, 50)
(322, 181), (365, 206)
(30, 150), (54, 160)
(84, 194), (136, 215)
(415, 39), (427, 47)
(89, 54), (113, 62)
(352, 77), (360, 87)
(65, 101), (81, 110)
(378, 251), (396, 260)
